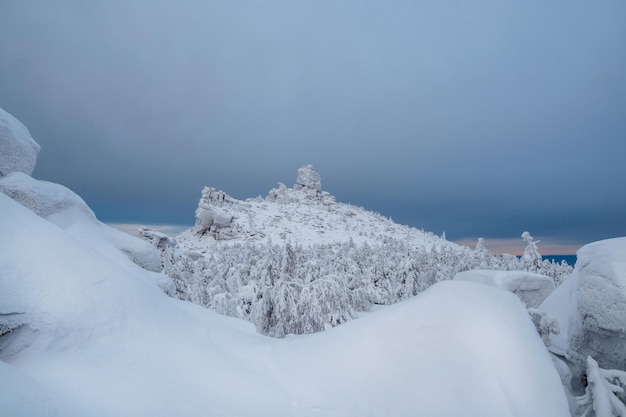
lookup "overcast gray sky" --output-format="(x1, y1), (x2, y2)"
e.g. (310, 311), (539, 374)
(1, 0), (625, 252)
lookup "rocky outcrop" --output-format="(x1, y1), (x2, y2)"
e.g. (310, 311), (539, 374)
(294, 165), (321, 194)
(194, 187), (235, 237)
(454, 269), (555, 308)
(0, 107), (40, 177)
(0, 171), (97, 221)
(540, 237), (626, 389)
(569, 238), (626, 371)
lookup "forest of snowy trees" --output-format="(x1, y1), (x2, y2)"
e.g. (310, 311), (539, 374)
(156, 233), (572, 337)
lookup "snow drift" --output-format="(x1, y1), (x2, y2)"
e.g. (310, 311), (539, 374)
(454, 269), (555, 307)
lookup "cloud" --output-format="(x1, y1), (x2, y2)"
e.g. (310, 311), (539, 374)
(1, 0), (625, 244)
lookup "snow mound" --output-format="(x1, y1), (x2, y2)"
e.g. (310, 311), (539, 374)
(0, 361), (58, 417)
(274, 280), (570, 417)
(454, 269), (555, 307)
(0, 193), (569, 416)
(541, 237), (626, 382)
(0, 172), (164, 275)
(0, 107), (40, 177)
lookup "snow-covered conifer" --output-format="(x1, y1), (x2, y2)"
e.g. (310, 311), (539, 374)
(527, 308), (560, 347)
(576, 356), (626, 417)
(522, 231), (542, 273)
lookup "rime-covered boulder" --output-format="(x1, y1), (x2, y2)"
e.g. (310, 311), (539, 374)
(454, 269), (555, 308)
(541, 237), (626, 382)
(194, 187), (235, 237)
(0, 107), (40, 177)
(0, 171), (96, 221)
(294, 165), (321, 193)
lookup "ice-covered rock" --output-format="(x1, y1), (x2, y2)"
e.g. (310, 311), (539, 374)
(194, 187), (235, 238)
(454, 269), (555, 307)
(0, 171), (97, 220)
(138, 226), (176, 251)
(0, 107), (40, 177)
(541, 237), (626, 386)
(0, 172), (164, 275)
(294, 165), (321, 193)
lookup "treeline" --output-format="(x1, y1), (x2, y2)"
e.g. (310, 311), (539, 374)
(160, 236), (572, 338)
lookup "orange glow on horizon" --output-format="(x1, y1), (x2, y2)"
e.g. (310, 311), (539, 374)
(453, 237), (583, 256)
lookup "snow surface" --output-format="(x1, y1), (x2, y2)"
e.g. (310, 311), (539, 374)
(0, 193), (570, 416)
(540, 237), (626, 386)
(0, 107), (40, 177)
(454, 269), (555, 307)
(0, 171), (165, 276)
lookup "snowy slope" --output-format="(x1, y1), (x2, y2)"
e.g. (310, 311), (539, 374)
(0, 193), (570, 417)
(175, 166), (454, 253)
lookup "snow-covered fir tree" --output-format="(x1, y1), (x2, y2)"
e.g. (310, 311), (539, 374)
(576, 356), (626, 417)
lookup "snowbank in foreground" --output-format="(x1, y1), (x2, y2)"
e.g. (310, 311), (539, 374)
(0, 107), (40, 177)
(454, 269), (555, 307)
(0, 193), (569, 417)
(0, 171), (164, 275)
(541, 237), (626, 377)
(0, 361), (57, 417)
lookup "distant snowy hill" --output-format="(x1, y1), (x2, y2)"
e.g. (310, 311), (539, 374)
(144, 165), (572, 337)
(175, 165), (453, 252)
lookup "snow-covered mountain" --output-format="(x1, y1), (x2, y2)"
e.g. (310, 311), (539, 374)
(175, 165), (454, 253)
(148, 165), (572, 338)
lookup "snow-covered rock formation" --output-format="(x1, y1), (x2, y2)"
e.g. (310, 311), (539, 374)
(193, 187), (236, 237)
(294, 164), (321, 193)
(454, 269), (555, 307)
(180, 165), (452, 249)
(541, 237), (626, 388)
(0, 171), (97, 221)
(0, 107), (40, 177)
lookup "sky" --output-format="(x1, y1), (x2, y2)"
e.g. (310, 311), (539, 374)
(1, 0), (625, 254)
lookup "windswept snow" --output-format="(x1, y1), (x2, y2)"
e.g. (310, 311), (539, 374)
(0, 107), (40, 177)
(454, 269), (555, 307)
(0, 193), (570, 416)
